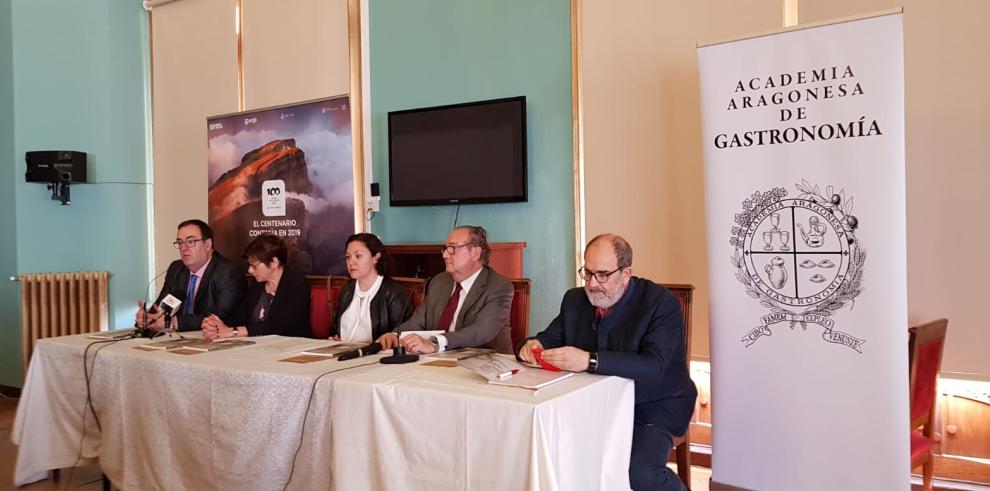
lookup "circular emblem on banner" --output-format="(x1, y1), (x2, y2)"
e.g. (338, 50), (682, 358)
(729, 181), (867, 352)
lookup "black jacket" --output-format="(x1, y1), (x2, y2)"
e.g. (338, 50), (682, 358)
(532, 277), (698, 436)
(331, 277), (413, 341)
(155, 252), (245, 332)
(227, 268), (312, 338)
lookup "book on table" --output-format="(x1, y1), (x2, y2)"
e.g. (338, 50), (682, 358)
(488, 369), (575, 390)
(459, 354), (575, 390)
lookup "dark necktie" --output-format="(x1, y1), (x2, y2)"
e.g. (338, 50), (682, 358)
(184, 274), (199, 315)
(436, 282), (463, 332)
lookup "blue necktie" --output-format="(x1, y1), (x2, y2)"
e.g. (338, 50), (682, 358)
(184, 274), (198, 315)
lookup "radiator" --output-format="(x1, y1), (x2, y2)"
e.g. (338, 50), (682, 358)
(17, 271), (110, 370)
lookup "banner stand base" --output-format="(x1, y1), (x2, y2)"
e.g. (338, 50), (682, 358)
(710, 478), (754, 491)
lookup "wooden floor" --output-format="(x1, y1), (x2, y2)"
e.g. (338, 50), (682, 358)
(0, 397), (104, 490)
(1, 394), (712, 491)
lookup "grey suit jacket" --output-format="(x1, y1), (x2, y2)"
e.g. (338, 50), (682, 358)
(396, 266), (514, 353)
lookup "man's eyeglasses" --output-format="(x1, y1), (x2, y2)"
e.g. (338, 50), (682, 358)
(440, 242), (475, 255)
(173, 238), (205, 249)
(579, 266), (623, 284)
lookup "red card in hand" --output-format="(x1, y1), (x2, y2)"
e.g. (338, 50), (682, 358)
(531, 348), (562, 371)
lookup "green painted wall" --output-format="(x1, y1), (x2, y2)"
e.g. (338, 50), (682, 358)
(0, 1), (18, 387)
(3, 0), (151, 386)
(369, 0), (575, 332)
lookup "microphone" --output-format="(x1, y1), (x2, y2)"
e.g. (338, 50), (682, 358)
(337, 342), (383, 361)
(159, 294), (182, 336)
(135, 268), (171, 337)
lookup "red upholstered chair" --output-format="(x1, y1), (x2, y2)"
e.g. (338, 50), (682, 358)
(308, 276), (332, 338)
(314, 275), (350, 338)
(661, 283), (695, 489)
(908, 318), (948, 491)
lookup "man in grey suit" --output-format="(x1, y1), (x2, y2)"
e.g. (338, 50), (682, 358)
(378, 225), (515, 354)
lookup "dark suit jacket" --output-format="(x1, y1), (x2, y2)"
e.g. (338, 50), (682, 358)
(331, 277), (413, 341)
(533, 277), (697, 436)
(397, 266), (514, 353)
(227, 268), (312, 338)
(154, 252), (245, 331)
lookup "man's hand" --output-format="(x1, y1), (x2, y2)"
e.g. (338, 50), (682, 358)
(376, 332), (400, 349)
(135, 300), (166, 330)
(540, 346), (591, 372)
(517, 339), (544, 364)
(401, 334), (436, 354)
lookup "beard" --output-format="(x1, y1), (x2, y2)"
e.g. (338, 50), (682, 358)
(584, 282), (626, 309)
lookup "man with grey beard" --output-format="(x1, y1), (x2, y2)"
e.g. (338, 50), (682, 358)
(518, 234), (696, 491)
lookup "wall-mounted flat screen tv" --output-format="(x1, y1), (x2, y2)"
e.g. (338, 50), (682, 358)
(388, 96), (527, 206)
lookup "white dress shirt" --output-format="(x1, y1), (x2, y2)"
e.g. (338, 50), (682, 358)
(339, 275), (384, 343)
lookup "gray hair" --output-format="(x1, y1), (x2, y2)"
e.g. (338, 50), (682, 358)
(455, 225), (491, 265)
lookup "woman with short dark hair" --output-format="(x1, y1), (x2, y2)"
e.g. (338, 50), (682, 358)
(202, 234), (312, 338)
(331, 233), (412, 342)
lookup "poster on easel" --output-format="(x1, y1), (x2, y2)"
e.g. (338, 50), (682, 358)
(206, 96), (354, 275)
(698, 11), (908, 491)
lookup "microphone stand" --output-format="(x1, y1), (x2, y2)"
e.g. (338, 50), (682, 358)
(380, 335), (419, 365)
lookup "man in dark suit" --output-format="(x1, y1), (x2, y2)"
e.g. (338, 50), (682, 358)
(134, 219), (245, 332)
(382, 225), (514, 354)
(518, 234), (696, 491)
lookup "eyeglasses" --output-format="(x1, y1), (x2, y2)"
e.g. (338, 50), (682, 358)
(173, 238), (205, 249)
(579, 266), (624, 284)
(440, 242), (475, 255)
(247, 259), (263, 269)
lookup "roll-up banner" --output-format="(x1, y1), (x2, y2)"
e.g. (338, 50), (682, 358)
(698, 12), (908, 491)
(206, 96), (355, 275)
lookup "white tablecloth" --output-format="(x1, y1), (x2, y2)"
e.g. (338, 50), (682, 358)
(13, 334), (634, 490)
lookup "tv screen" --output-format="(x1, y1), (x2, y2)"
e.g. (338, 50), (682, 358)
(388, 96), (527, 206)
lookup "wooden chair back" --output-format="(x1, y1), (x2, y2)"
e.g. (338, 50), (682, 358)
(660, 283), (695, 489)
(391, 276), (427, 310)
(661, 283), (694, 361)
(508, 278), (532, 350)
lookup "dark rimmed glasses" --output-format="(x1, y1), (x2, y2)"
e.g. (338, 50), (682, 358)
(173, 238), (205, 249)
(579, 266), (623, 284)
(440, 242), (475, 255)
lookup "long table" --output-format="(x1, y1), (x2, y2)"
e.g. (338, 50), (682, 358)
(13, 334), (635, 490)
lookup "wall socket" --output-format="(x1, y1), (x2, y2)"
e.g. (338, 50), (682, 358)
(367, 196), (381, 213)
